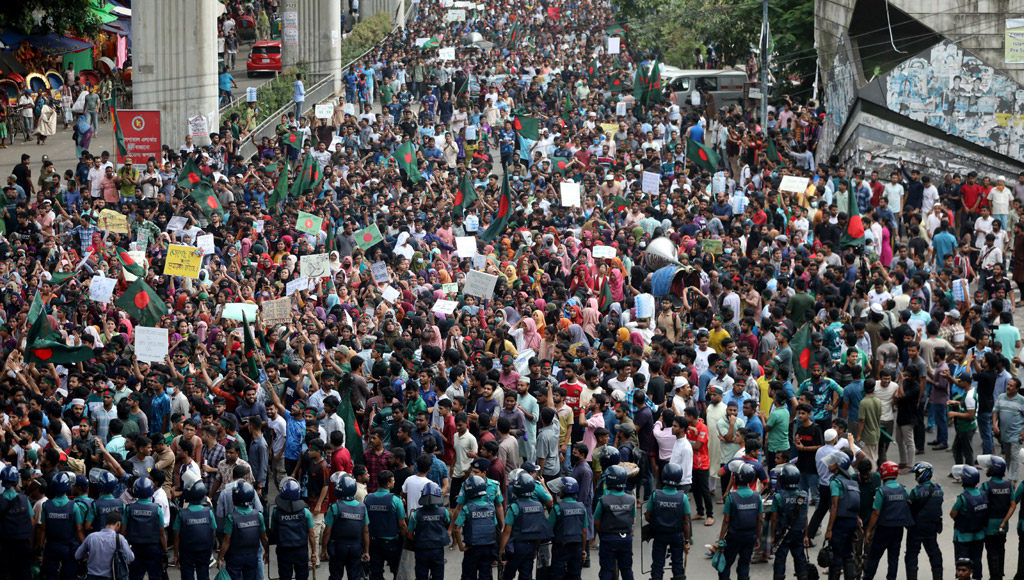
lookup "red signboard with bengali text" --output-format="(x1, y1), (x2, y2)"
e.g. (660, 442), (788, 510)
(114, 109), (161, 165)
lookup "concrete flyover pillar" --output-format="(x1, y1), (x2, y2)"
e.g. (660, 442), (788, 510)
(132, 0), (219, 149)
(317, 0), (343, 95)
(281, 0), (300, 68)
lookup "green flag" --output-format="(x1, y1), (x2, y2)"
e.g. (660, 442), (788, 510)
(268, 169), (288, 212)
(420, 37), (440, 50)
(561, 92), (573, 121)
(289, 154), (313, 197)
(355, 224), (384, 251)
(586, 58), (599, 79)
(115, 279), (169, 326)
(296, 211), (323, 236)
(608, 73), (625, 92)
(646, 58), (664, 104)
(177, 157), (210, 190)
(606, 23), (626, 36)
(549, 157), (571, 176)
(686, 138), (720, 174)
(633, 65), (649, 102)
(48, 272), (76, 286)
(111, 106), (128, 159)
(282, 130), (302, 150)
(481, 175), (515, 243)
(507, 21), (522, 45)
(765, 139), (785, 165)
(611, 196), (630, 212)
(454, 172), (478, 213)
(190, 182), (225, 219)
(241, 313), (260, 381)
(26, 293), (53, 345)
(512, 115), (540, 141)
(339, 388), (365, 465)
(25, 339), (96, 365)
(791, 323), (814, 386)
(393, 142), (422, 183)
(841, 186), (866, 249)
(28, 291), (45, 327)
(117, 249), (146, 278)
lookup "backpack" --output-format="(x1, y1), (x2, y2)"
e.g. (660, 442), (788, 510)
(111, 534), (130, 580)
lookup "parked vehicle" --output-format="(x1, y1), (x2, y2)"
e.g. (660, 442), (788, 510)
(660, 68), (748, 108)
(246, 41), (282, 77)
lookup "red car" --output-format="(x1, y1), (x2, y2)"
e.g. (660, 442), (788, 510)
(246, 41), (282, 76)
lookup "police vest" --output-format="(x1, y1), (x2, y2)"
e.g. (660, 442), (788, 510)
(512, 499), (552, 541)
(910, 483), (944, 527)
(954, 491), (988, 534)
(986, 479), (1013, 521)
(553, 500), (587, 544)
(43, 499), (77, 545)
(329, 501), (366, 542)
(273, 505), (309, 549)
(364, 493), (399, 540)
(0, 492), (33, 540)
(836, 477), (861, 520)
(91, 497), (125, 533)
(463, 501), (496, 546)
(877, 483), (914, 528)
(650, 489), (687, 532)
(412, 506), (450, 549)
(728, 490), (760, 534)
(774, 489), (808, 535)
(230, 509), (263, 555)
(126, 502), (162, 545)
(599, 493), (635, 535)
(178, 507), (215, 554)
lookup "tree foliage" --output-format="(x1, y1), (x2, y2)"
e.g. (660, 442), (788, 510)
(0, 0), (101, 36)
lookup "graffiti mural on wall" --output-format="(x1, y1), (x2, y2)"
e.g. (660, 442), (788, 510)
(821, 33), (858, 159)
(885, 41), (1024, 161)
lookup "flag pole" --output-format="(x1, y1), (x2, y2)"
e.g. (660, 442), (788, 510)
(111, 106), (119, 172)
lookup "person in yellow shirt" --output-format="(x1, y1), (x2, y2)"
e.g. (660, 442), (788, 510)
(709, 315), (730, 353)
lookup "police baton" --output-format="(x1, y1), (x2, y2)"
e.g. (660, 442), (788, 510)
(640, 522), (652, 575)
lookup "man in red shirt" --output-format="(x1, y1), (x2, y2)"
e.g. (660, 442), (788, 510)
(437, 399), (457, 466)
(558, 363), (584, 417)
(961, 171), (987, 235)
(684, 406), (714, 525)
(869, 170), (885, 207)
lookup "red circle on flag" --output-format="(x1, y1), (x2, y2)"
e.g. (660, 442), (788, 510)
(33, 348), (53, 361)
(134, 291), (150, 309)
(288, 134), (297, 143)
(304, 219), (313, 229)
(557, 161), (566, 169)
(799, 348), (811, 369)
(497, 195), (509, 218)
(362, 233), (374, 242)
(404, 153), (413, 164)
(120, 253), (135, 266)
(454, 191), (464, 206)
(188, 172), (200, 184)
(698, 150), (709, 161)
(206, 196), (219, 209)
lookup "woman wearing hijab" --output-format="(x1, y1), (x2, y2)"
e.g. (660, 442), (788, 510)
(568, 324), (590, 354)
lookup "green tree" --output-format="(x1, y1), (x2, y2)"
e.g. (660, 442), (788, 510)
(0, 0), (101, 35)
(766, 0), (816, 94)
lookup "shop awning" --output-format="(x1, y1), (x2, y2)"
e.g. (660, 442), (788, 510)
(0, 52), (27, 75)
(102, 18), (131, 37)
(0, 30), (27, 50)
(25, 34), (94, 55)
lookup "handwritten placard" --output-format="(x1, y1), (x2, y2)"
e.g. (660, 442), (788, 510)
(222, 302), (259, 321)
(89, 276), (116, 303)
(472, 254), (487, 270)
(592, 245), (617, 259)
(300, 253), (331, 278)
(642, 171), (661, 195)
(98, 209), (129, 233)
(432, 299), (458, 315)
(446, 9), (466, 21)
(702, 238), (723, 255)
(779, 175), (810, 194)
(560, 182), (581, 207)
(381, 285), (401, 303)
(456, 236), (477, 258)
(439, 47), (456, 61)
(164, 245), (203, 278)
(262, 297), (292, 325)
(196, 234), (215, 255)
(442, 282), (459, 294)
(608, 37), (620, 55)
(134, 326), (168, 363)
(285, 276), (309, 296)
(371, 261), (390, 283)
(464, 270), (498, 299)
(166, 216), (188, 232)
(314, 104), (334, 119)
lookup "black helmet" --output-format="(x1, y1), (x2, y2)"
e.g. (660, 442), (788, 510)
(732, 462), (756, 486)
(605, 465), (628, 491)
(660, 463), (683, 487)
(232, 482), (255, 507)
(184, 480), (208, 504)
(511, 472), (535, 499)
(463, 475), (487, 499)
(777, 464), (800, 490)
(334, 475), (357, 501)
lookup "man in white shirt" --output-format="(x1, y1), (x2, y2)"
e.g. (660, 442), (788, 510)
(884, 171), (904, 214)
(921, 175), (940, 214)
(670, 416), (694, 488)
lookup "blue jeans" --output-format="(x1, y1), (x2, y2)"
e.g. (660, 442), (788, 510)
(979, 412), (994, 455)
(930, 403), (948, 445)
(799, 472), (820, 503)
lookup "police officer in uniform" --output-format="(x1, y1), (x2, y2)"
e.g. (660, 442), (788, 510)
(87, 471), (124, 534)
(408, 481), (449, 580)
(862, 461), (913, 580)
(980, 455), (1011, 580)
(218, 482), (270, 580)
(499, 472), (553, 580)
(450, 458), (505, 536)
(364, 470), (406, 580)
(593, 465), (636, 580)
(269, 477), (315, 580)
(121, 477), (165, 580)
(174, 479), (216, 580)
(1006, 449), (1024, 580)
(40, 471), (85, 580)
(823, 452), (860, 580)
(320, 474), (369, 580)
(0, 465), (33, 580)
(549, 477), (589, 580)
(454, 475), (498, 580)
(950, 465), (987, 580)
(716, 463), (761, 580)
(770, 464), (809, 580)
(905, 462), (943, 580)
(645, 463), (690, 580)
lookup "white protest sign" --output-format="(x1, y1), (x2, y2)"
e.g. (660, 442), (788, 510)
(464, 214), (479, 232)
(285, 276), (309, 296)
(439, 47), (456, 61)
(221, 302), (259, 321)
(642, 171), (661, 195)
(188, 116), (209, 139)
(779, 175), (810, 194)
(315, 104), (334, 119)
(464, 270), (498, 299)
(166, 216), (188, 231)
(254, 220), (265, 233)
(300, 253), (331, 278)
(261, 298), (292, 325)
(608, 37), (621, 54)
(472, 254), (487, 270)
(89, 276), (116, 304)
(381, 285), (401, 303)
(134, 327), (169, 363)
(592, 245), (617, 259)
(616, 102), (626, 116)
(432, 299), (458, 315)
(465, 125), (477, 141)
(635, 293), (656, 319)
(196, 234), (215, 255)
(456, 236), (477, 258)
(75, 251), (93, 271)
(560, 182), (581, 207)
(371, 261), (390, 283)
(415, 37), (430, 47)
(343, 103), (356, 116)
(447, 9), (466, 21)
(442, 282), (459, 294)
(513, 348), (536, 375)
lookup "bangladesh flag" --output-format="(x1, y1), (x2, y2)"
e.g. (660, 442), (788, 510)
(606, 23), (627, 36)
(587, 58), (599, 79)
(115, 279), (169, 326)
(112, 106), (128, 159)
(339, 388), (365, 465)
(611, 196), (630, 212)
(646, 58), (664, 103)
(268, 168), (288, 212)
(25, 338), (96, 365)
(765, 139), (786, 165)
(282, 130), (302, 150)
(176, 157), (210, 190)
(262, 161), (280, 174)
(596, 280), (613, 313)
(48, 272), (76, 286)
(791, 323), (813, 386)
(513, 115), (540, 141)
(393, 142), (422, 183)
(117, 249), (146, 278)
(355, 223), (384, 251)
(633, 65), (649, 102)
(190, 182), (225, 219)
(841, 185), (866, 249)
(508, 22), (521, 46)
(241, 313), (260, 381)
(454, 172), (477, 213)
(481, 174), (515, 243)
(296, 211), (323, 236)
(561, 92), (572, 121)
(686, 138), (720, 174)
(608, 74), (625, 92)
(420, 37), (440, 50)
(28, 291), (45, 328)
(26, 293), (53, 345)
(550, 157), (571, 176)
